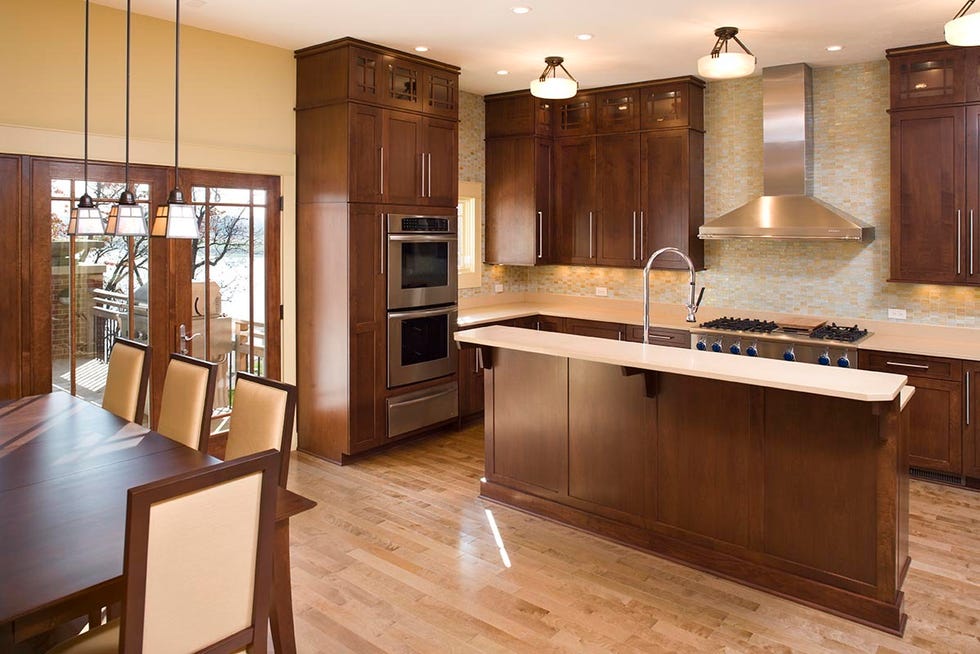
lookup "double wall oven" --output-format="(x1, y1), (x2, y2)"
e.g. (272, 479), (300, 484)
(385, 214), (459, 437)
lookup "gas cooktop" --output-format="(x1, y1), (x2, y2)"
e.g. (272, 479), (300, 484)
(697, 317), (870, 344)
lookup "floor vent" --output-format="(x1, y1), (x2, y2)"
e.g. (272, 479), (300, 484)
(909, 467), (964, 486)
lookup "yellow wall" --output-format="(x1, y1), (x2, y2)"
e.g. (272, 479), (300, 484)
(0, 0), (298, 386)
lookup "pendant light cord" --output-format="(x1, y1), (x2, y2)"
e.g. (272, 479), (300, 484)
(124, 0), (131, 190)
(174, 0), (180, 191)
(83, 0), (90, 189)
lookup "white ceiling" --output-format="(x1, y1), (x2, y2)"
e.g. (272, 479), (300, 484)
(93, 0), (957, 95)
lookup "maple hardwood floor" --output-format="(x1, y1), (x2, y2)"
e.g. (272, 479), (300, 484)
(286, 421), (980, 653)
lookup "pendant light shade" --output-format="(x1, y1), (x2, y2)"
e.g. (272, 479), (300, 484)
(68, 0), (105, 236)
(946, 1), (980, 45)
(153, 0), (199, 239)
(530, 56), (578, 99)
(697, 27), (756, 80)
(109, 0), (148, 237)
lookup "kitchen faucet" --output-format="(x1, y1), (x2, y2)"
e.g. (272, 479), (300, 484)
(642, 247), (705, 344)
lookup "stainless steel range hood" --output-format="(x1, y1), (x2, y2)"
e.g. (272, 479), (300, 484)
(698, 64), (874, 242)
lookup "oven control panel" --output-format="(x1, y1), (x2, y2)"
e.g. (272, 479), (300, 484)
(388, 213), (457, 234)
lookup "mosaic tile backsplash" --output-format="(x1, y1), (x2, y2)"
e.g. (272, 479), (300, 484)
(461, 64), (980, 326)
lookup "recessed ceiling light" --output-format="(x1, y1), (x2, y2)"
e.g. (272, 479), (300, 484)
(826, 45), (844, 52)
(512, 6), (532, 14)
(496, 70), (509, 75)
(415, 46), (429, 52)
(576, 33), (593, 41)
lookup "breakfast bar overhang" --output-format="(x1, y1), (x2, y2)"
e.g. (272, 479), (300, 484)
(456, 325), (914, 635)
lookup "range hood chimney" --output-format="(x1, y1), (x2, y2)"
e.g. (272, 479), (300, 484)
(698, 63), (874, 241)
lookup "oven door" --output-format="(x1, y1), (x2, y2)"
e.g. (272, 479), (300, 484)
(387, 305), (458, 388)
(387, 234), (458, 309)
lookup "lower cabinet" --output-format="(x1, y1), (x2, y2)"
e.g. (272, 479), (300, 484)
(564, 318), (625, 340)
(864, 350), (965, 476)
(625, 325), (691, 347)
(965, 362), (980, 480)
(458, 346), (485, 419)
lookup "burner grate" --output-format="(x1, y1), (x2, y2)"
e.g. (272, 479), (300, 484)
(809, 322), (868, 343)
(699, 317), (778, 333)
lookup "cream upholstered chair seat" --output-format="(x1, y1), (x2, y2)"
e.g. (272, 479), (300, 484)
(46, 451), (278, 654)
(225, 373), (297, 487)
(101, 338), (151, 424)
(156, 354), (218, 452)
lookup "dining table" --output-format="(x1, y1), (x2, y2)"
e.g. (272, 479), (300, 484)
(0, 392), (315, 653)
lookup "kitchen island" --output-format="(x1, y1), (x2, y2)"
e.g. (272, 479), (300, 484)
(455, 325), (914, 635)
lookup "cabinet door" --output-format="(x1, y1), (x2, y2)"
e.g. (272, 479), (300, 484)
(554, 137), (596, 264)
(349, 103), (384, 203)
(640, 80), (703, 131)
(890, 108), (966, 284)
(486, 137), (536, 264)
(555, 95), (595, 137)
(348, 46), (384, 105)
(485, 94), (552, 138)
(422, 66), (459, 118)
(966, 105), (980, 283)
(348, 206), (387, 453)
(383, 110), (424, 205)
(889, 49), (966, 109)
(596, 133), (642, 266)
(641, 129), (705, 269)
(595, 89), (640, 133)
(965, 363), (980, 479)
(382, 55), (423, 112)
(564, 318), (625, 341)
(422, 117), (458, 207)
(458, 347), (485, 419)
(903, 376), (963, 474)
(535, 138), (553, 262)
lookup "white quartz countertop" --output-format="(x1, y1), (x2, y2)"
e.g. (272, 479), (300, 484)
(455, 325), (908, 403)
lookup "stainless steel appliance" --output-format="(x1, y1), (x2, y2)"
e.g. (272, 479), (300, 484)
(690, 317), (870, 368)
(387, 305), (458, 388)
(387, 213), (458, 310)
(387, 381), (459, 439)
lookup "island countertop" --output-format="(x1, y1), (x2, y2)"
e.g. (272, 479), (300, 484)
(455, 325), (908, 403)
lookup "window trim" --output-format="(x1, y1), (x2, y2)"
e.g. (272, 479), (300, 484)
(457, 180), (483, 290)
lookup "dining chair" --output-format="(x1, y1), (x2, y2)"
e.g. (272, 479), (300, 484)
(225, 372), (297, 487)
(155, 353), (219, 452)
(101, 338), (152, 424)
(47, 449), (279, 654)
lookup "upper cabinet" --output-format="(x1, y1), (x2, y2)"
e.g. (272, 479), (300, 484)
(887, 43), (980, 286)
(554, 95), (596, 137)
(640, 79), (704, 131)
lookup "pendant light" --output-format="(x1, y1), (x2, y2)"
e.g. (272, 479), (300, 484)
(152, 0), (199, 239)
(106, 0), (148, 236)
(68, 0), (106, 236)
(697, 27), (756, 80)
(946, 0), (980, 46)
(530, 56), (578, 99)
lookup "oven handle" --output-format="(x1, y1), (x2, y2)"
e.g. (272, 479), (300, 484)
(387, 234), (458, 242)
(388, 306), (458, 320)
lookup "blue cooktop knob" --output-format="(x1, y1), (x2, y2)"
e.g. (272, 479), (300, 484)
(837, 354), (850, 368)
(696, 339), (707, 351)
(783, 348), (796, 362)
(729, 342), (741, 355)
(818, 351), (831, 366)
(746, 344), (758, 357)
(711, 340), (723, 353)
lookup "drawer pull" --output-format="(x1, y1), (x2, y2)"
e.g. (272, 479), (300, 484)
(648, 334), (674, 341)
(967, 371), (971, 426)
(885, 361), (929, 370)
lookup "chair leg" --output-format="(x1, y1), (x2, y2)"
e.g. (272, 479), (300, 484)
(269, 521), (297, 654)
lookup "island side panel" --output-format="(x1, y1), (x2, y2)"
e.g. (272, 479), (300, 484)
(567, 361), (651, 527)
(486, 348), (568, 496)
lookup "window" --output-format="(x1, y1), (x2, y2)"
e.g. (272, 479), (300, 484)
(457, 180), (483, 289)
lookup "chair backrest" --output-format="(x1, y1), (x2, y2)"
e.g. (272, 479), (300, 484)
(102, 338), (152, 424)
(156, 353), (218, 452)
(121, 450), (278, 654)
(226, 373), (297, 487)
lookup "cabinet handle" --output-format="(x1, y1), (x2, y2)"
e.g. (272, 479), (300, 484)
(617, 331), (623, 340)
(380, 213), (386, 275)
(421, 153), (426, 197)
(971, 209), (975, 276)
(967, 371), (971, 426)
(427, 152), (432, 198)
(647, 334), (673, 341)
(632, 211), (637, 260)
(537, 211), (543, 259)
(885, 361), (929, 370)
(589, 211), (594, 259)
(475, 348), (483, 373)
(535, 320), (541, 330)
(639, 210), (644, 260)
(957, 209), (962, 275)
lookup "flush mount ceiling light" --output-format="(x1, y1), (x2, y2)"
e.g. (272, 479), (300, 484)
(512, 6), (532, 14)
(697, 26), (756, 80)
(946, 0), (980, 46)
(69, 0), (105, 236)
(576, 33), (593, 41)
(530, 56), (578, 99)
(414, 45), (429, 52)
(826, 45), (844, 52)
(107, 0), (147, 237)
(496, 70), (509, 75)
(153, 0), (199, 239)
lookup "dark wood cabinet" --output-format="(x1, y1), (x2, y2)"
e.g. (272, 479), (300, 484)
(640, 79), (704, 131)
(295, 38), (459, 462)
(484, 137), (553, 265)
(485, 93), (552, 138)
(458, 346), (485, 419)
(965, 362), (980, 480)
(564, 318), (625, 341)
(596, 89), (640, 133)
(966, 104), (980, 281)
(625, 325), (690, 347)
(865, 350), (963, 475)
(554, 95), (595, 137)
(596, 133), (642, 266)
(555, 137), (597, 264)
(888, 46), (966, 110)
(641, 129), (705, 269)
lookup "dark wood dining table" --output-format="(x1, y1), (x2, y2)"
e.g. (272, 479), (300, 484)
(0, 392), (315, 653)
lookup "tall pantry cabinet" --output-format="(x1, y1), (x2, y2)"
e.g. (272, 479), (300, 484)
(294, 38), (460, 463)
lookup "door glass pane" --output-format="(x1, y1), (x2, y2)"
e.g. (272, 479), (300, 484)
(51, 177), (151, 422)
(400, 242), (449, 288)
(400, 314), (448, 366)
